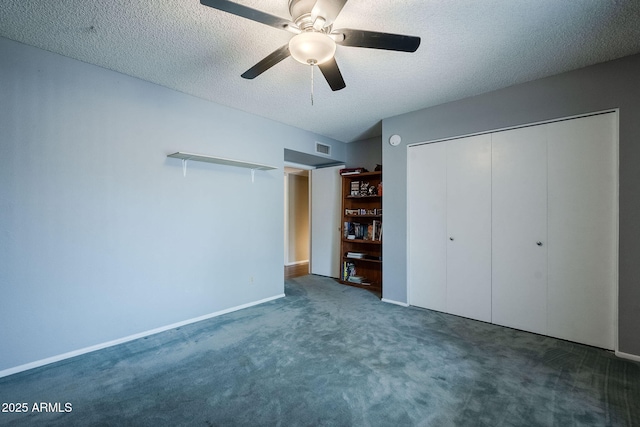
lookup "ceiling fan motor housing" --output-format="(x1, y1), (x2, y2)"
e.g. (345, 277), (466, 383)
(289, 0), (317, 22)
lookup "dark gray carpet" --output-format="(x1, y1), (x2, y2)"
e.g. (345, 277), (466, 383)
(1, 275), (638, 426)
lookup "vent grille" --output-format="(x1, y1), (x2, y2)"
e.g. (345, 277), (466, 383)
(315, 142), (331, 156)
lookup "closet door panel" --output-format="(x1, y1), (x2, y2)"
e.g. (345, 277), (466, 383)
(446, 135), (492, 322)
(546, 113), (617, 350)
(492, 126), (548, 334)
(408, 143), (447, 312)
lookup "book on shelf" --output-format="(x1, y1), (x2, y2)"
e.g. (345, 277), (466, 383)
(371, 220), (382, 241)
(342, 261), (357, 281)
(350, 181), (360, 196)
(347, 276), (371, 285)
(344, 222), (364, 240)
(345, 208), (381, 216)
(343, 221), (381, 241)
(342, 262), (370, 285)
(340, 167), (368, 176)
(346, 252), (366, 259)
(345, 222), (357, 239)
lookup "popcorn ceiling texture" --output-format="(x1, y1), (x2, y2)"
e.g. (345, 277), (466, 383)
(1, 0), (640, 142)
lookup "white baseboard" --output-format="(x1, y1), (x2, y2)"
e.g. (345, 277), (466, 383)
(381, 298), (410, 307)
(0, 293), (286, 379)
(615, 350), (640, 362)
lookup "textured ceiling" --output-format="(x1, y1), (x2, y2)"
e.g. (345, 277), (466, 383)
(2, 0), (640, 142)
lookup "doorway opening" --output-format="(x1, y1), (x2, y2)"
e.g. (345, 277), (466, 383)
(284, 166), (310, 279)
(283, 149), (345, 281)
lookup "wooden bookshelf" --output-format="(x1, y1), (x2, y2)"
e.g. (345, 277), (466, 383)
(338, 171), (382, 295)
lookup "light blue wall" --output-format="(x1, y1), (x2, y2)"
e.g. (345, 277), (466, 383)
(0, 37), (346, 372)
(382, 53), (640, 356)
(346, 136), (382, 172)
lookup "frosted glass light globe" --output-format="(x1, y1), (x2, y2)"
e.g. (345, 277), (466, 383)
(289, 32), (336, 65)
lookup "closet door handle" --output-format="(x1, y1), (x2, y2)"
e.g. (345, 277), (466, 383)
(536, 241), (543, 246)
(449, 237), (454, 241)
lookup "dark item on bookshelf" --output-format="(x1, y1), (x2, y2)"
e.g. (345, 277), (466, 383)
(374, 164), (382, 171)
(360, 181), (369, 196)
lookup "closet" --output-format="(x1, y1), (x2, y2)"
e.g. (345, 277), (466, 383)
(407, 134), (492, 322)
(407, 112), (617, 350)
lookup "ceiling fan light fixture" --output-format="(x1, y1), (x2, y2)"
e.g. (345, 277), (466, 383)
(289, 31), (336, 65)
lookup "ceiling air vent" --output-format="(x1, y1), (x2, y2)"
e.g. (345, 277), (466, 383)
(315, 142), (331, 156)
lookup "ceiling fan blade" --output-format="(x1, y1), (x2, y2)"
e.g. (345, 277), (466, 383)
(200, 0), (292, 31)
(318, 57), (346, 91)
(241, 45), (291, 79)
(311, 0), (348, 27)
(334, 29), (421, 52)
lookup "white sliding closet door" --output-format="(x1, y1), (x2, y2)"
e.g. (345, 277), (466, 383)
(408, 143), (447, 312)
(408, 112), (617, 350)
(492, 125), (548, 334)
(546, 113), (617, 350)
(446, 135), (492, 322)
(408, 135), (491, 321)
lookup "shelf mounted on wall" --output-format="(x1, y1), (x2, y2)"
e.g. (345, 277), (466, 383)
(167, 152), (277, 182)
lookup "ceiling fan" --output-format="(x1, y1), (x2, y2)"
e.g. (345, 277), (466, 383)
(200, 0), (421, 91)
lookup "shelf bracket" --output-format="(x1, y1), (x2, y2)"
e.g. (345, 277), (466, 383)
(181, 159), (189, 177)
(251, 168), (256, 183)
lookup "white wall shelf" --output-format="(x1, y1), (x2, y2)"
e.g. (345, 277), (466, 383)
(167, 152), (277, 180)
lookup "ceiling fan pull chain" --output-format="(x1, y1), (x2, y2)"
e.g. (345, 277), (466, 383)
(310, 63), (314, 106)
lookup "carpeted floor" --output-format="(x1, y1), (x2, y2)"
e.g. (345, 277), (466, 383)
(1, 275), (639, 426)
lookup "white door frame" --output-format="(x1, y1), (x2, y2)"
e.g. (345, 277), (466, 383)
(284, 162), (315, 267)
